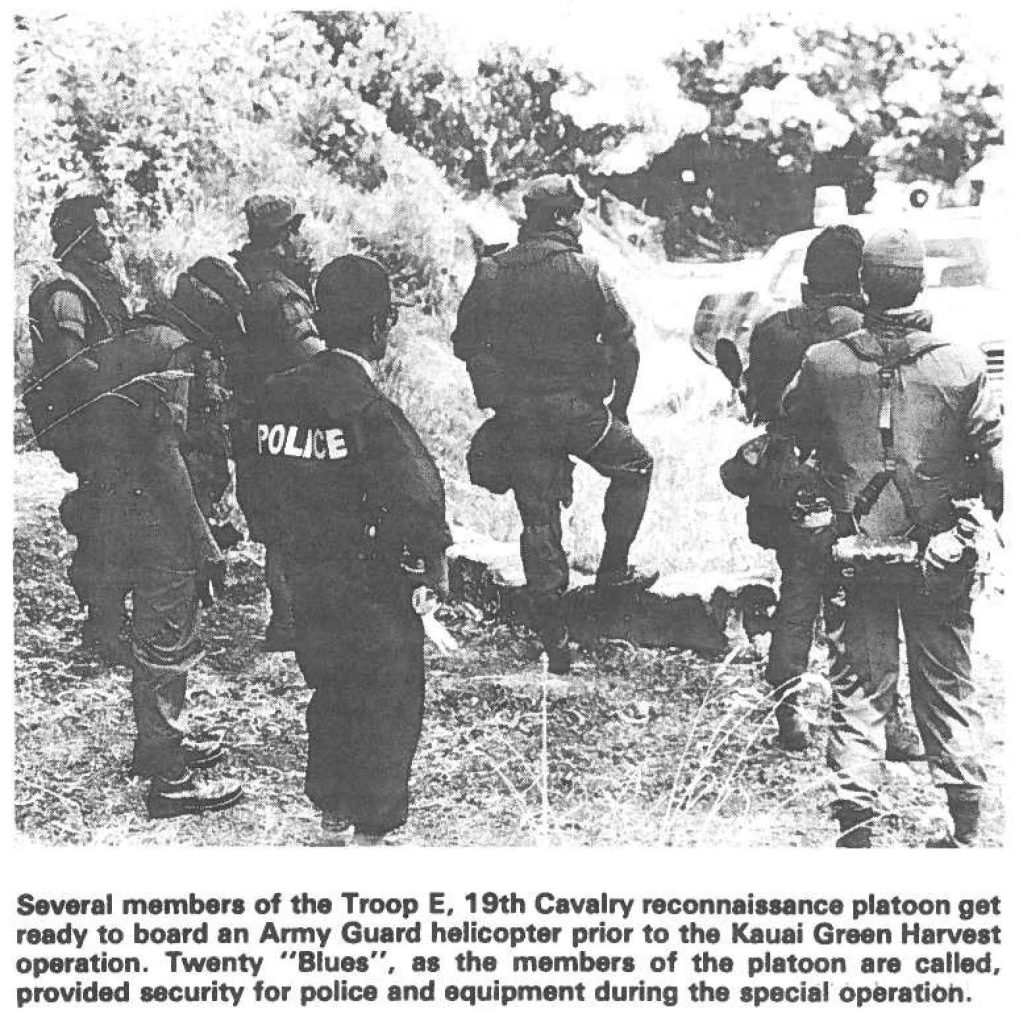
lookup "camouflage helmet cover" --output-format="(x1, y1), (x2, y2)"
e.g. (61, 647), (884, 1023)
(182, 256), (251, 315)
(242, 193), (305, 239)
(862, 228), (926, 274)
(522, 174), (590, 213)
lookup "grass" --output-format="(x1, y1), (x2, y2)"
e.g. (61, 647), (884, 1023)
(11, 235), (1004, 850)
(13, 445), (1005, 849)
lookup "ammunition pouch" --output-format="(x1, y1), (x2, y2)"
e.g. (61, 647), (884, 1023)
(745, 503), (790, 551)
(832, 534), (921, 589)
(920, 528), (979, 605)
(722, 432), (829, 551)
(466, 352), (511, 411)
(720, 434), (768, 499)
(467, 415), (514, 495)
(586, 345), (615, 402)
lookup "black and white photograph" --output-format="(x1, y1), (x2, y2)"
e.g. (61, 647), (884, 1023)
(12, 1), (1007, 855)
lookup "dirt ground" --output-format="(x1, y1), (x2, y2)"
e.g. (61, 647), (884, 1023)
(13, 449), (1005, 849)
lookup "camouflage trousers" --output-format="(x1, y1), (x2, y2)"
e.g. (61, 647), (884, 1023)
(506, 394), (653, 649)
(827, 577), (986, 811)
(75, 486), (202, 777)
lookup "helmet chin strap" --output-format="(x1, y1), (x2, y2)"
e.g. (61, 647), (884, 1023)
(54, 224), (95, 262)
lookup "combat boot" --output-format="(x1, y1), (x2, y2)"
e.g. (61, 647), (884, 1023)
(545, 634), (572, 676)
(146, 770), (244, 819)
(884, 696), (923, 762)
(835, 802), (875, 848)
(316, 811), (355, 846)
(774, 701), (810, 752)
(595, 565), (660, 591)
(927, 785), (983, 848)
(131, 734), (227, 777)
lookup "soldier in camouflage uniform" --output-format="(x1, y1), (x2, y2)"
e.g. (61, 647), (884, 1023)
(231, 194), (324, 651)
(453, 174), (657, 675)
(26, 195), (132, 662)
(781, 229), (1003, 848)
(80, 259), (248, 818)
(738, 226), (921, 760)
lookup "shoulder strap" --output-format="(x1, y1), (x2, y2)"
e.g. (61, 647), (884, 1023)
(840, 331), (948, 521)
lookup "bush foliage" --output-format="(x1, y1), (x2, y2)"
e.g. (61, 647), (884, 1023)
(13, 11), (1002, 369)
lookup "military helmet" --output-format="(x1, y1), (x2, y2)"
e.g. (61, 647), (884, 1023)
(49, 194), (110, 251)
(242, 193), (304, 239)
(315, 254), (393, 317)
(862, 228), (925, 274)
(522, 174), (590, 214)
(174, 257), (250, 324)
(185, 257), (250, 312)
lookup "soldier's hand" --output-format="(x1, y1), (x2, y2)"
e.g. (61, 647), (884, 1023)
(428, 554), (450, 603)
(409, 554), (449, 602)
(401, 549), (449, 602)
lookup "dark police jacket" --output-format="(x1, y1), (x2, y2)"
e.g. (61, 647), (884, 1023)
(452, 225), (638, 409)
(247, 349), (450, 578)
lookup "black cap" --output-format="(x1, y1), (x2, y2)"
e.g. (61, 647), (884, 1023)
(803, 224), (865, 293)
(315, 255), (394, 316)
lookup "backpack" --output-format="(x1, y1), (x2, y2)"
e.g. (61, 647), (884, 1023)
(22, 270), (111, 464)
(837, 329), (946, 525)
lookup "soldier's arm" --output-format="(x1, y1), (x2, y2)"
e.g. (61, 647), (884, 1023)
(276, 287), (320, 349)
(743, 319), (769, 422)
(144, 373), (223, 572)
(451, 263), (488, 363)
(363, 398), (452, 593)
(595, 268), (639, 422)
(451, 261), (507, 410)
(962, 369), (1003, 519)
(777, 357), (822, 453)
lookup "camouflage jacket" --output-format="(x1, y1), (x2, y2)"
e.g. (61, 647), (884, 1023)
(781, 309), (1003, 535)
(231, 246), (322, 403)
(452, 226), (638, 412)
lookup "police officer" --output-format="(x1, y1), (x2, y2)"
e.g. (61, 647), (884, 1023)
(739, 226), (920, 758)
(83, 258), (248, 818)
(231, 194), (324, 650)
(781, 228), (1002, 847)
(248, 255), (449, 844)
(453, 174), (656, 674)
(27, 195), (132, 661)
